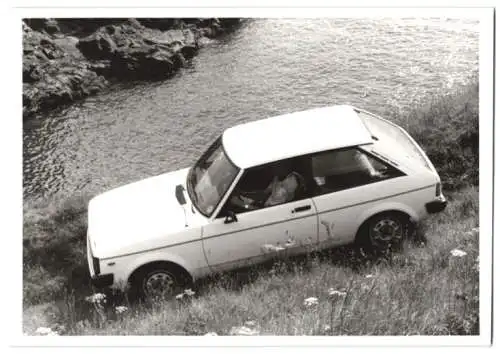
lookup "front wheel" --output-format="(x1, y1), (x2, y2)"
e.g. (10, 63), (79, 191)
(130, 265), (189, 301)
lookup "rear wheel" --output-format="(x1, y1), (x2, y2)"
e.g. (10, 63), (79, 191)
(356, 212), (409, 253)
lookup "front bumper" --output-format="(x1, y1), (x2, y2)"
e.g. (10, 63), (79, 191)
(91, 273), (114, 288)
(87, 233), (114, 288)
(425, 196), (447, 214)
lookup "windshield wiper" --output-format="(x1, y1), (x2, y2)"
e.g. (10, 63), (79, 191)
(186, 168), (197, 204)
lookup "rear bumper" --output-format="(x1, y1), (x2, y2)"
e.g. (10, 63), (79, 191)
(425, 196), (447, 214)
(91, 273), (114, 288)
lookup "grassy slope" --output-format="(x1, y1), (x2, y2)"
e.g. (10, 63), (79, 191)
(22, 79), (480, 335)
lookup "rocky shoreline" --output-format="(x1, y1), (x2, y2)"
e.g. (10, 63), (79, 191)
(23, 18), (241, 118)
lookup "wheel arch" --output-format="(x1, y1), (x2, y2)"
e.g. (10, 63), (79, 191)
(128, 260), (193, 285)
(124, 252), (196, 288)
(354, 202), (417, 243)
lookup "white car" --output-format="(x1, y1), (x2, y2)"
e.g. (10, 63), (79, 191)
(87, 105), (447, 298)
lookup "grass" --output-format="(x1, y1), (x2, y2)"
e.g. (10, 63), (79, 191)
(22, 79), (480, 336)
(396, 79), (479, 190)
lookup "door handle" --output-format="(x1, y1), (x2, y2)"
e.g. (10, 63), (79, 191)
(292, 205), (312, 213)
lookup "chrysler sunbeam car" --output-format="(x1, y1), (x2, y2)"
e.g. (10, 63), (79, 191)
(87, 105), (447, 299)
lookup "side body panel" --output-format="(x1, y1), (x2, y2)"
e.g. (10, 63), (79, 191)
(201, 199), (318, 273)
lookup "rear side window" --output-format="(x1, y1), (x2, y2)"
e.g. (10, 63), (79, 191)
(309, 148), (404, 195)
(358, 111), (432, 170)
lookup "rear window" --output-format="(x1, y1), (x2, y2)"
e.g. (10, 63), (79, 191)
(358, 111), (432, 170)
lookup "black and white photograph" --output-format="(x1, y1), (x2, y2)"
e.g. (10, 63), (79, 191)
(8, 0), (495, 348)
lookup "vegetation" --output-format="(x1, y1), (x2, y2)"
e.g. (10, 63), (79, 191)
(22, 79), (480, 336)
(395, 79), (479, 190)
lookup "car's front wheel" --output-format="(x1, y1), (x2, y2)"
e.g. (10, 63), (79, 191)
(129, 264), (190, 301)
(356, 212), (409, 253)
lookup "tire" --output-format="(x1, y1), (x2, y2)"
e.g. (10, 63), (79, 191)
(356, 212), (409, 253)
(129, 264), (189, 301)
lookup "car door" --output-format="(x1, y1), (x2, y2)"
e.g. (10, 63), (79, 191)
(307, 147), (407, 248)
(201, 158), (318, 273)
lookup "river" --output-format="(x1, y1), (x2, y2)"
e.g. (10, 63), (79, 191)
(23, 18), (479, 202)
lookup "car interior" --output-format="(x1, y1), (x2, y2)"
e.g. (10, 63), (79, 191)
(218, 148), (405, 217)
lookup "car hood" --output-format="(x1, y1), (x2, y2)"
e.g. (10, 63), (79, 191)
(88, 168), (195, 258)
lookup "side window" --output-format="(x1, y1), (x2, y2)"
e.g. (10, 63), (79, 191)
(218, 157), (309, 216)
(310, 148), (404, 196)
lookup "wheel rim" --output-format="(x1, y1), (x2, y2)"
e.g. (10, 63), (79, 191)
(143, 271), (176, 299)
(369, 217), (404, 248)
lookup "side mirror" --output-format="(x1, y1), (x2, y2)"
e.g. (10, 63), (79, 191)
(224, 210), (238, 224)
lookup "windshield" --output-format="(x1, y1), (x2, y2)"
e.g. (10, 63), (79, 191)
(186, 137), (240, 217)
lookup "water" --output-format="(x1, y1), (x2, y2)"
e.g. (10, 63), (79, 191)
(23, 18), (479, 202)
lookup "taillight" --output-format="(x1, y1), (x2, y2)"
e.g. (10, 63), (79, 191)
(435, 182), (442, 197)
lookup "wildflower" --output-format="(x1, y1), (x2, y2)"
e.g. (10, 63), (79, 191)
(115, 306), (128, 314)
(261, 244), (285, 253)
(450, 249), (467, 257)
(328, 288), (347, 299)
(285, 238), (296, 247)
(261, 244), (274, 252)
(229, 326), (260, 336)
(204, 332), (218, 336)
(244, 320), (257, 328)
(35, 327), (58, 336)
(365, 274), (374, 278)
(85, 293), (106, 304)
(303, 297), (319, 307)
(35, 327), (52, 335)
(176, 289), (195, 300)
(75, 320), (91, 330)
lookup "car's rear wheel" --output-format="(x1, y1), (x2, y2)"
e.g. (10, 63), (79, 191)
(356, 212), (409, 253)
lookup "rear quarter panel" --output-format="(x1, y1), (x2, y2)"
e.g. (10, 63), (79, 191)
(313, 173), (436, 246)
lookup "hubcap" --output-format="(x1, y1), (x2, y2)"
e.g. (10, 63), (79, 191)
(370, 218), (403, 247)
(144, 271), (176, 298)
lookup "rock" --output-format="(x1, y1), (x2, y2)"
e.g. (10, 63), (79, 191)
(23, 18), (241, 117)
(23, 19), (49, 32)
(53, 36), (83, 59)
(24, 25), (65, 60)
(218, 18), (241, 27)
(77, 31), (117, 60)
(45, 19), (60, 35)
(77, 23), (199, 80)
(137, 18), (178, 30)
(56, 18), (126, 37)
(23, 18), (60, 35)
(23, 23), (108, 117)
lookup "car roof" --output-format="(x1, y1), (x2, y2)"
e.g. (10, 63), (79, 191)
(222, 105), (373, 168)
